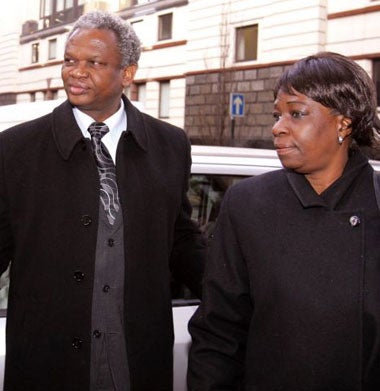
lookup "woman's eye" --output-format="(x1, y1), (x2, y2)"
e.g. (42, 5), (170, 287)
(272, 112), (281, 121)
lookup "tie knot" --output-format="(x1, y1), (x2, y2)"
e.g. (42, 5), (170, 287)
(88, 122), (109, 140)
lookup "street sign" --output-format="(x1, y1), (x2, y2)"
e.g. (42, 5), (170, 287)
(230, 93), (245, 117)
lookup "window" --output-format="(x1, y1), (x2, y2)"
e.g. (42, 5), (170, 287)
(48, 39), (57, 60)
(32, 43), (39, 63)
(159, 81), (170, 118)
(158, 13), (173, 41)
(235, 24), (258, 62)
(171, 173), (244, 303)
(131, 20), (144, 44)
(120, 0), (138, 8)
(40, 0), (84, 29)
(373, 59), (380, 107)
(137, 83), (146, 108)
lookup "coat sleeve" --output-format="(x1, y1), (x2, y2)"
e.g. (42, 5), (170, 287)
(0, 135), (13, 275)
(187, 188), (253, 389)
(169, 138), (207, 299)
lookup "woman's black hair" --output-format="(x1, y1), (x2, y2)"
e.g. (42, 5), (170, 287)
(274, 51), (380, 147)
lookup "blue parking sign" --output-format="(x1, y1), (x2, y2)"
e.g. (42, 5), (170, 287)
(230, 93), (245, 117)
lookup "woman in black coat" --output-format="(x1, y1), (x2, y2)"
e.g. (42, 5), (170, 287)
(188, 52), (380, 391)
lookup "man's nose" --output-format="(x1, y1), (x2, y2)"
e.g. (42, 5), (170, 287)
(71, 62), (89, 78)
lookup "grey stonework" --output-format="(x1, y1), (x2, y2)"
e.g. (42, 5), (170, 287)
(185, 64), (290, 148)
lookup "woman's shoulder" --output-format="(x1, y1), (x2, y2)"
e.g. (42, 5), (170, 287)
(233, 169), (287, 193)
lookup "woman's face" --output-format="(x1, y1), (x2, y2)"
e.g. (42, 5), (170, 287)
(272, 88), (349, 178)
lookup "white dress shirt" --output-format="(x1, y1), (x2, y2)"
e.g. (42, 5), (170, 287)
(73, 99), (127, 164)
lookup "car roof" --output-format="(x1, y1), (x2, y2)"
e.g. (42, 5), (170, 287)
(191, 145), (380, 175)
(191, 145), (283, 176)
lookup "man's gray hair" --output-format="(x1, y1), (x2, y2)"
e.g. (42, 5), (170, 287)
(67, 10), (141, 68)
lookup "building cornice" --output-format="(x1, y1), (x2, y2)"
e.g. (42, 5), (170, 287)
(19, 60), (63, 72)
(142, 39), (186, 51)
(20, 26), (70, 44)
(119, 0), (188, 19)
(328, 4), (380, 19)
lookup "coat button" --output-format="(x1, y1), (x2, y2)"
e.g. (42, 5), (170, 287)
(102, 285), (110, 293)
(81, 215), (92, 226)
(108, 238), (114, 247)
(349, 215), (361, 227)
(72, 337), (83, 350)
(93, 329), (102, 338)
(73, 270), (85, 282)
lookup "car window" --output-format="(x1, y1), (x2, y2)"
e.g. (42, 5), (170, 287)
(171, 173), (245, 306)
(0, 266), (9, 312)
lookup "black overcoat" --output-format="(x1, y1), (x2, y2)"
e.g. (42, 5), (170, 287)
(0, 96), (205, 390)
(188, 151), (380, 390)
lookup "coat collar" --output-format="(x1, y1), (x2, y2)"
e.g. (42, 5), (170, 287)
(285, 149), (370, 209)
(52, 95), (148, 161)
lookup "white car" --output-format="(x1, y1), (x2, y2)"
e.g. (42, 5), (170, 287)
(172, 144), (283, 390)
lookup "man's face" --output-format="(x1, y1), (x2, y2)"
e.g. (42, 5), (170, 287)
(62, 28), (135, 121)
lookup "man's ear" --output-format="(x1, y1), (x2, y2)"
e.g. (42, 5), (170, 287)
(122, 64), (137, 87)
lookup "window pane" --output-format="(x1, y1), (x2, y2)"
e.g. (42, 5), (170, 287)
(32, 43), (39, 63)
(131, 20), (144, 44)
(48, 39), (57, 60)
(137, 83), (146, 107)
(42, 0), (53, 16)
(236, 24), (258, 62)
(158, 13), (172, 41)
(373, 59), (380, 107)
(159, 81), (170, 118)
(56, 0), (64, 11)
(171, 174), (245, 304)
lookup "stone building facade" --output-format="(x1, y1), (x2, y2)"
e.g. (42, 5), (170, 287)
(185, 64), (290, 147)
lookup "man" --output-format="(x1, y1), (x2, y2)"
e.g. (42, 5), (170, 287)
(0, 10), (205, 391)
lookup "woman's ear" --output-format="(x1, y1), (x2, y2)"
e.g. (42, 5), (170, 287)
(338, 116), (353, 138)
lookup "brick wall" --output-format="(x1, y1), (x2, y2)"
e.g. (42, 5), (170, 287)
(184, 64), (290, 148)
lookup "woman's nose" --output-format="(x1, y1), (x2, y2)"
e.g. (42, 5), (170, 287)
(272, 117), (289, 137)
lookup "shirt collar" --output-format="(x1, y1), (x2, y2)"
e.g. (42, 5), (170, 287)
(73, 99), (126, 140)
(52, 96), (148, 161)
(73, 99), (126, 162)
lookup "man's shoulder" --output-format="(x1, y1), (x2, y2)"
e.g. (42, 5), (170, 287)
(1, 112), (52, 136)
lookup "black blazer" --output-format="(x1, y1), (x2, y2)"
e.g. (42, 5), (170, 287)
(188, 151), (380, 390)
(0, 96), (205, 390)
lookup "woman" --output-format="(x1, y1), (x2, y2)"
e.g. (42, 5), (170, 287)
(188, 52), (380, 390)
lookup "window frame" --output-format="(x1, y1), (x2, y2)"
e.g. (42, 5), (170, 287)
(159, 80), (170, 119)
(48, 38), (57, 60)
(373, 59), (380, 108)
(158, 13), (173, 41)
(235, 24), (258, 63)
(31, 42), (39, 64)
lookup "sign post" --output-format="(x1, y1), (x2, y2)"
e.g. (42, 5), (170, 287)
(229, 93), (245, 143)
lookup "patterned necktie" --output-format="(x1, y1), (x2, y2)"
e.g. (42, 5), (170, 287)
(88, 122), (120, 225)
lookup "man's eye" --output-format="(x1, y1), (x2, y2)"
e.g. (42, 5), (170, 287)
(64, 58), (75, 65)
(90, 61), (105, 67)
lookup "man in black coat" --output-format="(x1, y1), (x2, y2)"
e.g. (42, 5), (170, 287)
(0, 10), (205, 391)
